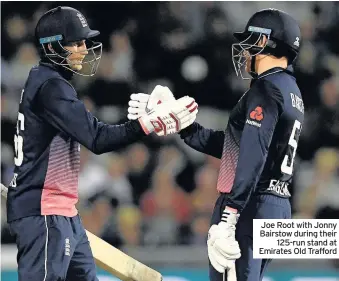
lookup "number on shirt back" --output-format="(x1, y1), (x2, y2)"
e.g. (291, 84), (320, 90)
(281, 119), (301, 175)
(14, 112), (25, 166)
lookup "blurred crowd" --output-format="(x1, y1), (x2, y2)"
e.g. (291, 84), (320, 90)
(1, 2), (339, 251)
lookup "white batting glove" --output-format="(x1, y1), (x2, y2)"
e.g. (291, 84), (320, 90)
(127, 93), (150, 120)
(207, 207), (241, 274)
(127, 85), (175, 120)
(138, 96), (198, 136)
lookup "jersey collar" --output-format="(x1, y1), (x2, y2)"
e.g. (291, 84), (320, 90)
(39, 61), (74, 81)
(259, 66), (294, 78)
(251, 65), (294, 85)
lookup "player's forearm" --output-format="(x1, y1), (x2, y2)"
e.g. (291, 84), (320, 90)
(90, 120), (146, 154)
(46, 109), (146, 155)
(179, 122), (224, 158)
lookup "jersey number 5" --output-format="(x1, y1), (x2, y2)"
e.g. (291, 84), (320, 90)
(14, 112), (25, 166)
(281, 120), (301, 175)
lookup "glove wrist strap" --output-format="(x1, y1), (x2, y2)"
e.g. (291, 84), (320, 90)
(138, 116), (154, 135)
(221, 206), (239, 224)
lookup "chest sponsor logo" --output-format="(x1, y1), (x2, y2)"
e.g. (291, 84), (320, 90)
(246, 106), (264, 127)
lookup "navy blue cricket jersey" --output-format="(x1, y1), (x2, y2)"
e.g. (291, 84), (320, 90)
(180, 67), (304, 212)
(7, 62), (146, 222)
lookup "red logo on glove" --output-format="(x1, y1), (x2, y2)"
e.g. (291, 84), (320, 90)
(249, 106), (264, 121)
(150, 120), (163, 133)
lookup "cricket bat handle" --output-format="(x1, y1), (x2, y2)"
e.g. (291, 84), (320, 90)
(223, 262), (237, 281)
(1, 183), (8, 198)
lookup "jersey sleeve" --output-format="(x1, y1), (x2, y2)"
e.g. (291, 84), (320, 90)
(179, 122), (225, 159)
(226, 79), (284, 212)
(37, 78), (146, 154)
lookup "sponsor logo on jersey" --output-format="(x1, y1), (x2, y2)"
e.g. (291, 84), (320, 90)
(246, 119), (261, 127)
(268, 179), (291, 197)
(250, 106), (264, 121)
(246, 106), (264, 127)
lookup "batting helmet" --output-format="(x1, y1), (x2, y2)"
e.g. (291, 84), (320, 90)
(232, 8), (301, 79)
(35, 6), (102, 76)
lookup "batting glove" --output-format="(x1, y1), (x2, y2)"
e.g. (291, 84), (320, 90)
(138, 96), (198, 136)
(127, 85), (175, 120)
(207, 207), (241, 273)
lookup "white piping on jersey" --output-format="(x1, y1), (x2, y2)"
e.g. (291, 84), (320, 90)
(258, 70), (283, 80)
(238, 89), (250, 102)
(237, 69), (284, 106)
(43, 216), (49, 281)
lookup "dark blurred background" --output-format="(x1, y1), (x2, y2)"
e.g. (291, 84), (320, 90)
(1, 1), (339, 279)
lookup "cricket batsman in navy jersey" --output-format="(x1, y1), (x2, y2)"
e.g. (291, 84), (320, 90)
(128, 8), (305, 281)
(6, 6), (198, 281)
